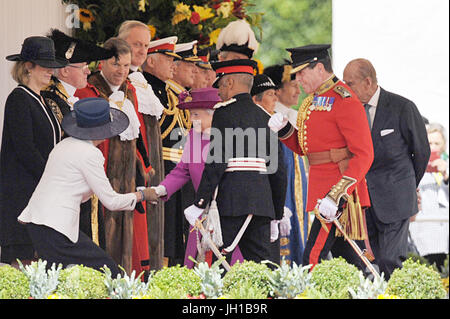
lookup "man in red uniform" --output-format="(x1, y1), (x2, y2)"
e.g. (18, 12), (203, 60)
(268, 44), (374, 269)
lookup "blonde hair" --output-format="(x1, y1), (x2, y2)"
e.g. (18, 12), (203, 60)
(11, 61), (35, 85)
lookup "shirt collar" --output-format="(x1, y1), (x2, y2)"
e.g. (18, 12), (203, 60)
(59, 79), (77, 98)
(130, 65), (139, 72)
(367, 85), (381, 107)
(100, 71), (121, 92)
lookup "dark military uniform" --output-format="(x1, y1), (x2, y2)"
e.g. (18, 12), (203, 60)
(195, 92), (287, 264)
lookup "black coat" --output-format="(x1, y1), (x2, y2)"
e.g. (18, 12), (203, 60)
(195, 93), (287, 220)
(366, 87), (430, 223)
(0, 85), (61, 247)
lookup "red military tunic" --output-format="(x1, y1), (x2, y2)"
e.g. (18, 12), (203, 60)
(279, 75), (374, 212)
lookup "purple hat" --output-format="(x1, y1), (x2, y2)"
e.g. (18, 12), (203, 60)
(177, 87), (221, 110)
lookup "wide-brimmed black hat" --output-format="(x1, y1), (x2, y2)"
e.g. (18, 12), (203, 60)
(251, 74), (277, 96)
(6, 36), (68, 68)
(62, 97), (129, 140)
(286, 44), (331, 74)
(211, 59), (257, 88)
(47, 29), (115, 64)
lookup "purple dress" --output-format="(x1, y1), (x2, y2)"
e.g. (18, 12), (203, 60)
(160, 130), (243, 268)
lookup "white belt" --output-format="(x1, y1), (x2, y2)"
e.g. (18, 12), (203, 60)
(225, 157), (267, 172)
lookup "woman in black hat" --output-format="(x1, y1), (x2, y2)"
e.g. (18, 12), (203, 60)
(0, 36), (68, 267)
(17, 98), (158, 277)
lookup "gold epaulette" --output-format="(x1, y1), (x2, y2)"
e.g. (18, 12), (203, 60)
(334, 85), (352, 98)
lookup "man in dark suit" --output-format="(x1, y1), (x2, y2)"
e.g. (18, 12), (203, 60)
(343, 58), (430, 278)
(184, 59), (287, 265)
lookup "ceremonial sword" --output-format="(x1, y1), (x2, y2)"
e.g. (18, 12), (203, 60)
(314, 204), (381, 279)
(194, 219), (231, 271)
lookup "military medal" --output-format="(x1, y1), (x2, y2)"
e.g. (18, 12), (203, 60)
(310, 96), (334, 111)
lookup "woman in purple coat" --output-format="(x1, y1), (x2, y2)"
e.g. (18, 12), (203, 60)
(151, 87), (243, 268)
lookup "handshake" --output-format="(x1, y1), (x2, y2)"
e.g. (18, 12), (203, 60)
(137, 185), (167, 204)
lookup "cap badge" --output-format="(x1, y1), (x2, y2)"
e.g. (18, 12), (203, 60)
(65, 42), (76, 60)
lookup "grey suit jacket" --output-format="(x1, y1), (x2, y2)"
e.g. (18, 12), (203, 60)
(366, 87), (430, 223)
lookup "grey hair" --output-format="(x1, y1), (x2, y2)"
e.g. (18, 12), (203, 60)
(221, 73), (254, 90)
(117, 20), (149, 40)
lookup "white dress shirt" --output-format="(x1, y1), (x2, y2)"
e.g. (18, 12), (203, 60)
(59, 79), (79, 109)
(18, 137), (138, 243)
(366, 85), (381, 128)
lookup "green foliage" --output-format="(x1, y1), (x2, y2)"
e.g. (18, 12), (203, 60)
(248, 0), (332, 67)
(221, 280), (268, 299)
(386, 258), (447, 299)
(193, 259), (225, 299)
(148, 264), (202, 296)
(144, 286), (189, 299)
(308, 257), (361, 299)
(56, 265), (108, 299)
(348, 271), (388, 299)
(266, 259), (312, 299)
(223, 260), (271, 297)
(18, 259), (63, 299)
(0, 264), (30, 299)
(103, 266), (149, 299)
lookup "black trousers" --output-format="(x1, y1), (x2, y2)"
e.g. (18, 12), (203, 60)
(303, 218), (366, 271)
(365, 207), (410, 279)
(219, 215), (276, 265)
(25, 223), (120, 277)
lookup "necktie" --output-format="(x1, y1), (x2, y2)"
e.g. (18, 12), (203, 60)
(364, 104), (372, 130)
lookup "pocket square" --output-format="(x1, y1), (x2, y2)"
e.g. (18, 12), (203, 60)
(380, 129), (394, 136)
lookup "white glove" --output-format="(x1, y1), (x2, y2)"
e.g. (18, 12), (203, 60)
(268, 112), (289, 133)
(279, 207), (292, 237)
(317, 197), (338, 220)
(270, 220), (279, 242)
(184, 205), (204, 226)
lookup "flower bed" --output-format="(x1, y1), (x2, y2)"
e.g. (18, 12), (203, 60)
(0, 257), (447, 299)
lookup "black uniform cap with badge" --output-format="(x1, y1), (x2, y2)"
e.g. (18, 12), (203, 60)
(48, 29), (115, 64)
(251, 74), (277, 97)
(286, 44), (331, 74)
(211, 58), (257, 88)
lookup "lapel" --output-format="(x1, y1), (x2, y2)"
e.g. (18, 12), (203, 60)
(370, 87), (390, 148)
